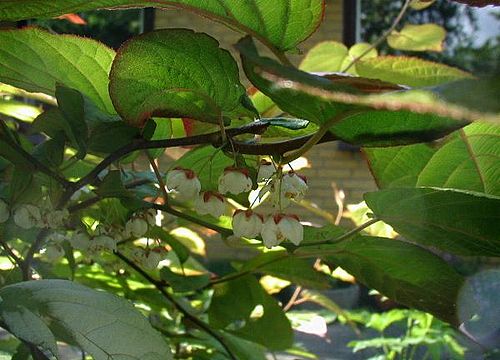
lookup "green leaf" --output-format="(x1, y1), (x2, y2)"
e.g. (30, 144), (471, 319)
(410, 0), (436, 10)
(32, 136), (65, 169)
(0, 0), (324, 52)
(0, 27), (115, 113)
(0, 99), (42, 122)
(208, 275), (293, 350)
(96, 170), (131, 199)
(387, 24), (446, 52)
(237, 37), (468, 146)
(457, 269), (500, 348)
(297, 235), (464, 325)
(356, 56), (473, 87)
(0, 279), (173, 359)
(55, 85), (88, 157)
(146, 118), (172, 159)
(241, 251), (331, 289)
(364, 187), (500, 256)
(87, 121), (140, 154)
(110, 29), (254, 127)
(160, 267), (210, 292)
(365, 123), (500, 196)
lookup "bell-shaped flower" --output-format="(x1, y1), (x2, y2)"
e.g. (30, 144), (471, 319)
(270, 171), (308, 208)
(143, 248), (165, 270)
(166, 167), (201, 201)
(232, 209), (263, 239)
(43, 244), (65, 261)
(13, 204), (42, 229)
(261, 214), (303, 248)
(90, 235), (117, 252)
(124, 217), (148, 238)
(0, 199), (10, 223)
(257, 160), (275, 181)
(46, 209), (69, 229)
(194, 191), (226, 218)
(70, 230), (91, 251)
(218, 167), (253, 195)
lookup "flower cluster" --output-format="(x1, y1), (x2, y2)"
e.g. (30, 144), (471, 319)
(165, 161), (308, 248)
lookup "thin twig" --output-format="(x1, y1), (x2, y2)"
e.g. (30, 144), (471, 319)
(342, 0), (412, 72)
(114, 251), (237, 360)
(0, 237), (23, 268)
(283, 286), (303, 312)
(146, 152), (169, 204)
(300, 218), (381, 247)
(22, 229), (49, 280)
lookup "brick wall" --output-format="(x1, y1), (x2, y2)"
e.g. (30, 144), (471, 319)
(153, 2), (377, 246)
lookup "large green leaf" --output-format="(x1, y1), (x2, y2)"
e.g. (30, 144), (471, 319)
(0, 0), (324, 52)
(241, 251), (331, 289)
(208, 275), (293, 350)
(0, 99), (42, 122)
(0, 27), (115, 113)
(296, 235), (464, 325)
(109, 29), (254, 127)
(364, 122), (500, 196)
(387, 24), (446, 52)
(237, 37), (469, 146)
(0, 279), (172, 359)
(356, 56), (473, 87)
(364, 187), (500, 256)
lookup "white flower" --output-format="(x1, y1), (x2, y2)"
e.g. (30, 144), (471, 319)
(270, 171), (308, 208)
(194, 191), (226, 218)
(0, 199), (10, 223)
(232, 210), (263, 239)
(257, 160), (275, 181)
(143, 249), (164, 271)
(43, 244), (65, 261)
(90, 235), (117, 252)
(218, 167), (253, 195)
(13, 204), (41, 229)
(144, 209), (158, 227)
(70, 230), (91, 251)
(166, 167), (201, 202)
(261, 214), (303, 248)
(124, 217), (148, 238)
(46, 209), (69, 229)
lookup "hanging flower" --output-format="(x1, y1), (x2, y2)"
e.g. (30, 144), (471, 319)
(43, 244), (65, 261)
(124, 217), (148, 238)
(257, 160), (275, 181)
(194, 191), (226, 218)
(143, 248), (165, 270)
(45, 208), (69, 229)
(218, 167), (253, 195)
(13, 204), (42, 229)
(70, 230), (91, 251)
(90, 235), (117, 252)
(232, 209), (264, 238)
(166, 167), (201, 201)
(0, 199), (10, 223)
(271, 171), (308, 208)
(261, 214), (303, 248)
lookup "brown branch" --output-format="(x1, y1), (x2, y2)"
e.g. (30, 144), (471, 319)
(22, 229), (49, 281)
(114, 251), (237, 360)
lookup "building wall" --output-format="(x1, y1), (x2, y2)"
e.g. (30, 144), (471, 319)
(153, 2), (377, 259)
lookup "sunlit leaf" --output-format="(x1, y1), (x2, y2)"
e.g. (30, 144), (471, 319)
(388, 24), (446, 52)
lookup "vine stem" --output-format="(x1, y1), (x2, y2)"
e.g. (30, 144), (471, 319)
(341, 0), (412, 72)
(114, 251), (237, 360)
(281, 110), (362, 163)
(146, 152), (169, 204)
(0, 236), (23, 269)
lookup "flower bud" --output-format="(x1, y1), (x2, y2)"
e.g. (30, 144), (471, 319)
(43, 244), (65, 261)
(194, 191), (226, 218)
(257, 160), (275, 181)
(0, 199), (10, 223)
(261, 214), (303, 248)
(70, 230), (91, 251)
(218, 167), (253, 195)
(232, 210), (263, 239)
(90, 235), (117, 252)
(13, 204), (41, 229)
(125, 217), (148, 238)
(166, 167), (201, 201)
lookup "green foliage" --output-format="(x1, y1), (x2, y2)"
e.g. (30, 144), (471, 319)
(0, 280), (172, 359)
(0, 1), (498, 359)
